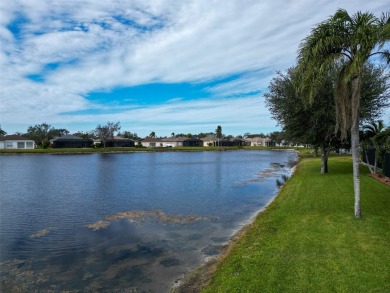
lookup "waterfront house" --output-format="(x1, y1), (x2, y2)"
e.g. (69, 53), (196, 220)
(139, 137), (163, 147)
(161, 137), (179, 147)
(105, 136), (135, 147)
(161, 136), (203, 147)
(216, 138), (233, 147)
(247, 137), (272, 146)
(201, 136), (248, 147)
(0, 135), (35, 149)
(201, 135), (217, 147)
(202, 136), (231, 147)
(180, 137), (203, 147)
(50, 135), (94, 148)
(232, 137), (250, 146)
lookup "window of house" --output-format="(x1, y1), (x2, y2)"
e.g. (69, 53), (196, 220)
(26, 142), (33, 148)
(17, 142), (25, 148)
(6, 142), (13, 148)
(150, 143), (156, 147)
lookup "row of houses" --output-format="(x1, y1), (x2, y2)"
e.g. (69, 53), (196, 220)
(0, 134), (275, 149)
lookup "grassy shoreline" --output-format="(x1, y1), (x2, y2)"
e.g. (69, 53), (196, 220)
(174, 155), (390, 292)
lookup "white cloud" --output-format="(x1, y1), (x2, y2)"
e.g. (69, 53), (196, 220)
(1, 0), (389, 135)
(60, 95), (276, 136)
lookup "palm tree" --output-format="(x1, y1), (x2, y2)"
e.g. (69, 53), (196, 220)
(363, 120), (389, 174)
(298, 9), (390, 218)
(215, 125), (222, 147)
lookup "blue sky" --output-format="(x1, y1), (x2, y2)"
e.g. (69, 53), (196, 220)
(0, 1), (389, 137)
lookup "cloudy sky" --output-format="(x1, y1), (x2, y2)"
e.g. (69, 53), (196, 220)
(1, 0), (389, 137)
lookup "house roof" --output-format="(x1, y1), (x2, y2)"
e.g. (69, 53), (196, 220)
(108, 136), (134, 141)
(142, 137), (162, 142)
(161, 137), (177, 142)
(51, 135), (92, 141)
(247, 137), (271, 142)
(162, 136), (201, 142)
(0, 135), (32, 141)
(232, 137), (247, 142)
(201, 135), (217, 141)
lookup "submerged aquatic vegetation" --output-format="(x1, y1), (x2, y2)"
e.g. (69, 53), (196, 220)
(85, 220), (111, 231)
(30, 228), (51, 238)
(0, 259), (49, 291)
(86, 210), (216, 231)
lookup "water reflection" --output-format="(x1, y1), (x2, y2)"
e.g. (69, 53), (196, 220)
(276, 174), (291, 188)
(0, 150), (297, 292)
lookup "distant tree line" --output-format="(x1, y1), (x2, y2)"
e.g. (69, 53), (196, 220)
(1, 121), (294, 149)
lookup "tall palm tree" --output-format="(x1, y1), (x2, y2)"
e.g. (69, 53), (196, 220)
(215, 125), (222, 147)
(298, 9), (390, 218)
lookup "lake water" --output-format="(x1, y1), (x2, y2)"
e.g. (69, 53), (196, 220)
(0, 150), (297, 292)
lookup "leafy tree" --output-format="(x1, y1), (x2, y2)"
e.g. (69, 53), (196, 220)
(244, 132), (267, 138)
(173, 132), (196, 138)
(268, 131), (284, 146)
(0, 125), (6, 137)
(118, 131), (139, 140)
(49, 128), (69, 138)
(297, 9), (390, 218)
(73, 131), (96, 139)
(25, 123), (70, 147)
(266, 66), (337, 173)
(198, 132), (215, 138)
(26, 123), (52, 148)
(149, 131), (156, 138)
(360, 63), (390, 121)
(266, 63), (388, 173)
(95, 121), (121, 147)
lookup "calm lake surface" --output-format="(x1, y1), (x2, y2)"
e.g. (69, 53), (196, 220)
(0, 150), (297, 292)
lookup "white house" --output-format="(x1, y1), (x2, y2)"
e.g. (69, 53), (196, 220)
(201, 135), (217, 147)
(247, 137), (271, 146)
(161, 137), (179, 147)
(139, 137), (163, 147)
(0, 135), (35, 149)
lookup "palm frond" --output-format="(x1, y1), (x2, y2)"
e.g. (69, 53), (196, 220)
(297, 9), (390, 138)
(332, 9), (352, 23)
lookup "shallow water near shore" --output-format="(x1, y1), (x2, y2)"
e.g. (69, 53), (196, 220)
(0, 150), (297, 292)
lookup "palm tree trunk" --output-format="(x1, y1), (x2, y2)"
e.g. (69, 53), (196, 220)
(351, 77), (361, 219)
(351, 122), (361, 218)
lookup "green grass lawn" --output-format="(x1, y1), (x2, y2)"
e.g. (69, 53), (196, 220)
(202, 156), (390, 292)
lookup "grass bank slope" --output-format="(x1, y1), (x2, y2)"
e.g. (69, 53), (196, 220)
(202, 156), (390, 292)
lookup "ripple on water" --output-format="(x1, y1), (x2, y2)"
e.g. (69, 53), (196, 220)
(0, 150), (298, 291)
